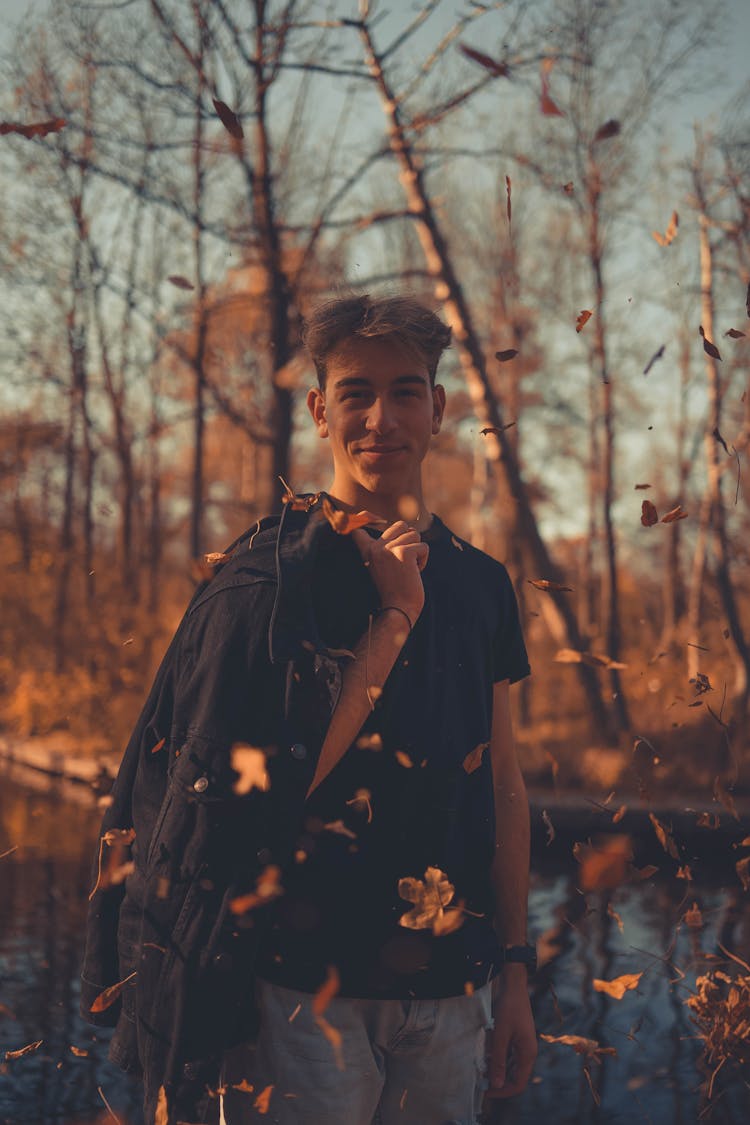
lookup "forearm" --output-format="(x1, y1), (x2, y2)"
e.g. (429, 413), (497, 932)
(491, 757), (530, 947)
(307, 608), (410, 796)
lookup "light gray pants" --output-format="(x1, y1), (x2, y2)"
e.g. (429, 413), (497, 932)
(220, 977), (494, 1125)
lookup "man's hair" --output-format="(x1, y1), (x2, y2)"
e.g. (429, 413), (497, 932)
(302, 294), (452, 387)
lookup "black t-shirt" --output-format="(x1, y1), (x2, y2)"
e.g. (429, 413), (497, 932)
(254, 514), (530, 998)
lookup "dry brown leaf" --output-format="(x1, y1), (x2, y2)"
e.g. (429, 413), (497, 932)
(69, 1045), (89, 1057)
(167, 274), (194, 290)
(204, 551), (233, 567)
(231, 743), (270, 795)
(725, 328), (745, 339)
(495, 348), (519, 362)
(231, 1079), (255, 1093)
(398, 866), (455, 931)
(699, 325), (722, 361)
(593, 972), (642, 999)
(641, 500), (659, 526)
(312, 965), (340, 1017)
(576, 309), (592, 333)
(479, 423), (515, 435)
(321, 497), (383, 534)
(652, 210), (679, 247)
(0, 118), (66, 139)
(254, 1084), (274, 1114)
(90, 972), (136, 1014)
(463, 741), (489, 774)
(661, 505), (688, 523)
(150, 737), (166, 755)
(634, 483), (652, 490)
(279, 477), (322, 512)
(684, 902), (703, 929)
(540, 1034), (617, 1063)
(643, 345), (665, 375)
(528, 579), (573, 593)
(5, 1039), (43, 1060)
(213, 98), (244, 139)
(649, 813), (680, 860)
(459, 44), (510, 77)
(593, 118), (621, 143)
(574, 835), (632, 891)
(612, 805), (627, 824)
(229, 866), (283, 915)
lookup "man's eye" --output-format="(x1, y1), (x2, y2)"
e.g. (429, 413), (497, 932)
(397, 389), (419, 397)
(341, 391), (365, 400)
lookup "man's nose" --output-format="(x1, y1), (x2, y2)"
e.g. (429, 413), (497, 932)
(365, 395), (397, 434)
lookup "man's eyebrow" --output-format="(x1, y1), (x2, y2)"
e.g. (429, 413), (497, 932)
(332, 374), (428, 389)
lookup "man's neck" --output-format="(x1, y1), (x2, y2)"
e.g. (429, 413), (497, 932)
(326, 484), (433, 532)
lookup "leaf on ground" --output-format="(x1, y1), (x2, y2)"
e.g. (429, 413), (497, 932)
(576, 309), (592, 333)
(641, 500), (659, 526)
(652, 211), (679, 247)
(463, 741), (489, 774)
(699, 325), (722, 360)
(661, 505), (688, 523)
(398, 866), (455, 931)
(643, 345), (665, 375)
(542, 809), (555, 846)
(90, 972), (136, 1013)
(649, 813), (680, 859)
(213, 98), (244, 139)
(0, 118), (66, 139)
(459, 44), (510, 77)
(593, 119), (620, 143)
(528, 579), (573, 592)
(231, 743), (271, 795)
(540, 1034), (617, 1063)
(167, 274), (194, 290)
(574, 835), (632, 891)
(495, 348), (519, 362)
(593, 972), (642, 999)
(5, 1039), (43, 1060)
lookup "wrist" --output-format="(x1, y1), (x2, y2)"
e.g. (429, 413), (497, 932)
(377, 604), (420, 631)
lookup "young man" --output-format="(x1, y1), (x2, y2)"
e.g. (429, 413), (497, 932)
(81, 295), (536, 1124)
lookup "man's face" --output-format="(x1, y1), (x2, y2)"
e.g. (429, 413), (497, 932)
(306, 336), (446, 502)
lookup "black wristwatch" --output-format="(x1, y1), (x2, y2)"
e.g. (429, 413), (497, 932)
(498, 943), (537, 977)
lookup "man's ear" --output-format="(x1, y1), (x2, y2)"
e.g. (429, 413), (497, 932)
(306, 386), (329, 438)
(432, 384), (446, 434)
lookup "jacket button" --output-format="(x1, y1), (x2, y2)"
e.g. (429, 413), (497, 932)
(290, 743), (307, 760)
(193, 776), (209, 793)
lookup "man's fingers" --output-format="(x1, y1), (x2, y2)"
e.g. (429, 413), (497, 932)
(379, 520), (413, 542)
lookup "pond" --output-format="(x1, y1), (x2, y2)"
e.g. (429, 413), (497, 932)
(1, 771), (748, 1124)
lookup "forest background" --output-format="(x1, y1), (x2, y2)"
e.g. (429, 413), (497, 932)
(1, 0), (749, 802)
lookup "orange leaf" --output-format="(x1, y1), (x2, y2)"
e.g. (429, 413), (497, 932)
(593, 972), (642, 999)
(652, 211), (678, 247)
(398, 866), (455, 931)
(395, 751), (414, 769)
(576, 309), (592, 333)
(540, 1034), (616, 1063)
(155, 1086), (169, 1125)
(151, 737), (166, 755)
(229, 866), (283, 914)
(89, 972), (136, 1013)
(528, 579), (573, 593)
(321, 497), (383, 534)
(462, 741), (489, 774)
(231, 743), (271, 795)
(649, 813), (680, 859)
(312, 965), (340, 1017)
(661, 505), (688, 523)
(69, 1045), (89, 1057)
(213, 98), (244, 139)
(4, 1039), (43, 1060)
(574, 835), (631, 892)
(253, 1085), (274, 1114)
(0, 117), (66, 139)
(315, 1016), (345, 1070)
(641, 500), (659, 526)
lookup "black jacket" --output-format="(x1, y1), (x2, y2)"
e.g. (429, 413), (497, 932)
(80, 498), (345, 1124)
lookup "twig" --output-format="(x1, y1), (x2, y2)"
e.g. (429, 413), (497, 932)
(97, 1086), (121, 1124)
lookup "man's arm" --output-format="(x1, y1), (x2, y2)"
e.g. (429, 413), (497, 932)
(306, 520), (428, 798)
(486, 678), (537, 1098)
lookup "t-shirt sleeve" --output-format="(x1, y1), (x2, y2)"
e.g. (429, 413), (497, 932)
(492, 565), (531, 684)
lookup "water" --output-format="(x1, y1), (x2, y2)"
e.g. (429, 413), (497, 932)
(1, 773), (748, 1124)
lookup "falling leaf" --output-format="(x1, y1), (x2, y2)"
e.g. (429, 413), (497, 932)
(684, 902), (703, 929)
(528, 579), (573, 592)
(634, 483), (651, 490)
(312, 965), (340, 1017)
(696, 812), (720, 830)
(254, 1085), (274, 1114)
(612, 805), (627, 824)
(699, 325), (722, 360)
(643, 345), (665, 375)
(574, 835), (631, 891)
(151, 737), (166, 755)
(593, 119), (621, 143)
(554, 648), (627, 669)
(323, 819), (357, 839)
(90, 972), (136, 1014)
(69, 1045), (89, 1057)
(229, 866), (283, 914)
(321, 497), (383, 534)
(463, 741), (489, 774)
(649, 813), (679, 860)
(713, 427), (731, 456)
(167, 274), (194, 290)
(676, 865), (693, 881)
(576, 310), (593, 333)
(232, 1079), (255, 1093)
(593, 972), (642, 999)
(5, 1039), (43, 1060)
(661, 505), (688, 523)
(725, 328), (745, 338)
(479, 423), (515, 435)
(505, 174), (512, 224)
(495, 348), (519, 362)
(607, 902), (624, 932)
(279, 477), (322, 512)
(542, 809), (555, 845)
(213, 98), (244, 139)
(540, 85), (564, 116)
(652, 211), (679, 247)
(395, 751), (414, 768)
(563, 181), (574, 194)
(0, 117), (66, 139)
(713, 777), (739, 821)
(231, 744), (270, 795)
(540, 1034), (617, 1063)
(641, 500), (659, 526)
(356, 732), (383, 751)
(204, 551), (233, 567)
(459, 44), (510, 77)
(398, 866), (455, 931)
(736, 856), (750, 891)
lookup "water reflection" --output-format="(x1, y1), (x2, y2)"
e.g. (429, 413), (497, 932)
(1, 776), (747, 1124)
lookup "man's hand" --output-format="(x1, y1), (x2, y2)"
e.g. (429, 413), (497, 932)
(351, 520), (428, 623)
(486, 968), (537, 1099)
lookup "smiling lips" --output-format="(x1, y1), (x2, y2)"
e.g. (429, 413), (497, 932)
(356, 445), (405, 455)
